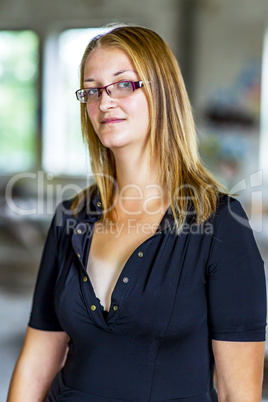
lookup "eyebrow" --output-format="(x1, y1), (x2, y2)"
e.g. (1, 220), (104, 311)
(84, 69), (138, 83)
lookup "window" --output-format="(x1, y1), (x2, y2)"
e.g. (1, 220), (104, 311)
(0, 31), (39, 173)
(43, 28), (108, 176)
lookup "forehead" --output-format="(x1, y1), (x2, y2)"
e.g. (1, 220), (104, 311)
(84, 46), (136, 78)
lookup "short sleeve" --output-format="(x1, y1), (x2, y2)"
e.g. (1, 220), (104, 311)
(207, 198), (267, 341)
(28, 204), (64, 331)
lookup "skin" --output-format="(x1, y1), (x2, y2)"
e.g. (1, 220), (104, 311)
(212, 340), (265, 401)
(7, 46), (265, 401)
(7, 327), (69, 401)
(83, 46), (166, 212)
(84, 46), (151, 155)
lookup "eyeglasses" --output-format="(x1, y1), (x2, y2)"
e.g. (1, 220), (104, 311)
(75, 80), (144, 103)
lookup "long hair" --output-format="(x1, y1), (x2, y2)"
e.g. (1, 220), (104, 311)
(73, 25), (225, 233)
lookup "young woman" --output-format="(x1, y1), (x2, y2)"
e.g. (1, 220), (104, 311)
(8, 25), (266, 402)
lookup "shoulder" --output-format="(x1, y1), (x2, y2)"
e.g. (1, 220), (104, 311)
(215, 194), (243, 214)
(212, 194), (251, 232)
(208, 194), (262, 264)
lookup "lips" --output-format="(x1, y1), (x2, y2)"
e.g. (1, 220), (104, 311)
(101, 117), (126, 124)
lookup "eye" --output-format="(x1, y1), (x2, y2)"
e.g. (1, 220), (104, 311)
(117, 81), (132, 88)
(87, 88), (98, 97)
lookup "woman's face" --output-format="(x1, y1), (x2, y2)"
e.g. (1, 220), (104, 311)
(83, 46), (150, 152)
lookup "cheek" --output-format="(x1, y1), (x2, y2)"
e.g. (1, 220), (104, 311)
(86, 104), (98, 124)
(128, 95), (150, 121)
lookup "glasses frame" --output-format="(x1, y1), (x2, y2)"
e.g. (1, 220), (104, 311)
(75, 80), (144, 103)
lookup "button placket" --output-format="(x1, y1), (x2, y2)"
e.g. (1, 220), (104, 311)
(72, 221), (104, 325)
(72, 222), (91, 267)
(108, 246), (149, 327)
(83, 220), (154, 328)
(80, 269), (107, 325)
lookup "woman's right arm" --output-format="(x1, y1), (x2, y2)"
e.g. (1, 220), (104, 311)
(7, 326), (69, 402)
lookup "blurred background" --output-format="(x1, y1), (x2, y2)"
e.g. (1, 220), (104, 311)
(0, 0), (268, 400)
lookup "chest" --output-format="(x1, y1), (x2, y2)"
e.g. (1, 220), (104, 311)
(57, 224), (209, 338)
(86, 217), (162, 311)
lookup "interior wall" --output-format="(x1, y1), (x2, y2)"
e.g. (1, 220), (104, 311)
(194, 0), (268, 113)
(0, 0), (180, 52)
(190, 0), (268, 205)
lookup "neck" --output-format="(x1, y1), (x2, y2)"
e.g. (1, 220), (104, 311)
(111, 147), (169, 216)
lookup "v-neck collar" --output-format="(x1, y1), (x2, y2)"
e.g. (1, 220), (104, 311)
(70, 189), (176, 330)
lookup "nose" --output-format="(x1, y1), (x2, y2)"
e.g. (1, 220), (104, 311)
(98, 89), (117, 112)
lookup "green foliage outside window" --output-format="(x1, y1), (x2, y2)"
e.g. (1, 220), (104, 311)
(0, 31), (38, 173)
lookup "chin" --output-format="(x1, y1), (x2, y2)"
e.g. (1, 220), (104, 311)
(98, 133), (131, 150)
(105, 142), (130, 151)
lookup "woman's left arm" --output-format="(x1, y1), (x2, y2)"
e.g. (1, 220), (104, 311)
(212, 340), (265, 401)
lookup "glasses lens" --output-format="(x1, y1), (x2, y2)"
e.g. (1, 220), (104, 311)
(109, 81), (134, 98)
(76, 89), (88, 103)
(76, 82), (138, 103)
(76, 88), (99, 103)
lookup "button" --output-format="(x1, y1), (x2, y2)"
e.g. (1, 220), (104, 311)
(77, 253), (81, 258)
(91, 305), (96, 311)
(138, 251), (143, 257)
(83, 276), (88, 282)
(123, 277), (129, 283)
(113, 305), (118, 311)
(77, 229), (82, 234)
(97, 201), (102, 207)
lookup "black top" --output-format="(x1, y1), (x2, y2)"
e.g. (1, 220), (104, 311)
(28, 192), (266, 402)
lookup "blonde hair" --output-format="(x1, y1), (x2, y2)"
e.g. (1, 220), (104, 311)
(73, 25), (225, 233)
